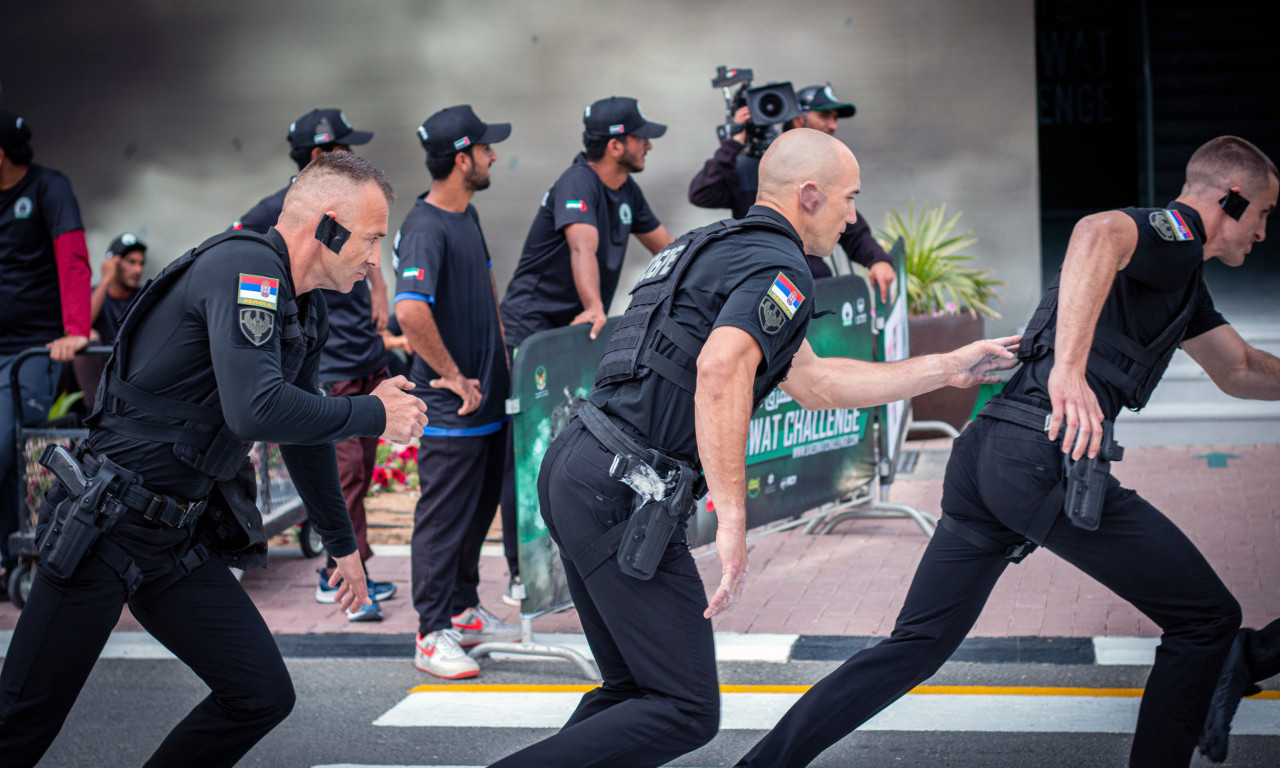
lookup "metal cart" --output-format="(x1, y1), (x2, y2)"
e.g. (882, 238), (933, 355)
(7, 347), (322, 607)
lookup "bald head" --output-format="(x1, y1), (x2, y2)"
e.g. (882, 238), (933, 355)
(757, 128), (857, 204)
(756, 128), (861, 256)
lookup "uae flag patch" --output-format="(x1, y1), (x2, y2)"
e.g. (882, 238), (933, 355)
(403, 267), (425, 280)
(768, 272), (805, 319)
(565, 200), (587, 211)
(238, 274), (279, 310)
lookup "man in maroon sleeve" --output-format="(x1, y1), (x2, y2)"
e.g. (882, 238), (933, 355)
(0, 109), (91, 589)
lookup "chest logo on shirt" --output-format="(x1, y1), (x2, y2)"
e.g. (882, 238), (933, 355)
(239, 308), (275, 347)
(12, 196), (33, 220)
(238, 273), (279, 310)
(619, 202), (632, 226)
(1149, 210), (1193, 242)
(565, 200), (587, 212)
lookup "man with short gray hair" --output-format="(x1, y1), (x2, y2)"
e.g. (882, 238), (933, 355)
(0, 151), (427, 768)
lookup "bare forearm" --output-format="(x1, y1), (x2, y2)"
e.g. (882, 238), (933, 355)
(570, 245), (604, 312)
(788, 354), (951, 411)
(90, 280), (110, 322)
(1226, 347), (1280, 399)
(396, 302), (461, 379)
(695, 368), (752, 535)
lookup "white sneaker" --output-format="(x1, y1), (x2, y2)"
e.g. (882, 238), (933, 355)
(450, 604), (521, 647)
(414, 629), (480, 679)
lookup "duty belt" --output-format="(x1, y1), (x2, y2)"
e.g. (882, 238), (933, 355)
(78, 447), (209, 529)
(573, 401), (705, 578)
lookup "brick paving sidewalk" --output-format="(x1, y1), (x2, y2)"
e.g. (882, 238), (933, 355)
(1, 443), (1275, 642)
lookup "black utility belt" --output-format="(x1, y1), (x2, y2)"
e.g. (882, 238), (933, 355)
(75, 447), (208, 529)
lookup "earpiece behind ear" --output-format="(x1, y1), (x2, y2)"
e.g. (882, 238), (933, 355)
(1219, 189), (1249, 221)
(315, 214), (352, 254)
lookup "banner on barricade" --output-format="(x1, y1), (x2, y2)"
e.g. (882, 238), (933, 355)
(510, 275), (878, 616)
(874, 238), (911, 475)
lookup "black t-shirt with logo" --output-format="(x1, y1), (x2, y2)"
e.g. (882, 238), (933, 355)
(1008, 201), (1227, 418)
(500, 153), (661, 347)
(393, 196), (509, 432)
(592, 206), (814, 464)
(93, 288), (135, 345)
(0, 165), (84, 352)
(234, 181), (386, 383)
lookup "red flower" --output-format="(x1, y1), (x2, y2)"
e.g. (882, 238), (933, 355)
(389, 468), (407, 485)
(398, 445), (418, 463)
(372, 466), (390, 488)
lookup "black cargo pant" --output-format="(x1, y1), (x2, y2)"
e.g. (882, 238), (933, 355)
(737, 414), (1241, 768)
(489, 420), (719, 768)
(0, 513), (294, 768)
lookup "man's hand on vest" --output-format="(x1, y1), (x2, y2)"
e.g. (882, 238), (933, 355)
(372, 375), (429, 443)
(1048, 367), (1105, 460)
(943, 335), (1021, 389)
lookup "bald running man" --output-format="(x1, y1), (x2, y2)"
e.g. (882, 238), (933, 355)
(0, 151), (428, 768)
(486, 129), (1019, 768)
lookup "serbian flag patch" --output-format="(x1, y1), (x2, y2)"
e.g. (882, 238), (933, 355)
(1165, 210), (1194, 241)
(403, 267), (425, 280)
(565, 200), (587, 211)
(238, 274), (279, 310)
(768, 272), (805, 319)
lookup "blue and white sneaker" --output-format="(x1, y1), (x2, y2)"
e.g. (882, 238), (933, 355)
(315, 568), (398, 604)
(346, 599), (384, 622)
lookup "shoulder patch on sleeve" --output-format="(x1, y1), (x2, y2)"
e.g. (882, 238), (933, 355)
(238, 273), (279, 309)
(239, 307), (275, 346)
(758, 272), (805, 336)
(1148, 210), (1194, 242)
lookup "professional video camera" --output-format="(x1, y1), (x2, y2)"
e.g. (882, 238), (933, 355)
(712, 66), (800, 158)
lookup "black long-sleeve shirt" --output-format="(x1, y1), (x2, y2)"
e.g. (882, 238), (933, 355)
(687, 137), (891, 278)
(87, 230), (384, 557)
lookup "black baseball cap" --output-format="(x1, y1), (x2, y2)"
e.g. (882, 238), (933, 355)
(106, 232), (147, 257)
(288, 108), (374, 151)
(583, 97), (666, 139)
(797, 85), (856, 118)
(417, 105), (511, 157)
(0, 109), (32, 148)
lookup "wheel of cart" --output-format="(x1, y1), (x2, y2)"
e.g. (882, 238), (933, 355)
(7, 346), (112, 608)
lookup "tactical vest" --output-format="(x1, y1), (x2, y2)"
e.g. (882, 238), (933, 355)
(88, 230), (318, 481)
(595, 214), (796, 403)
(1017, 266), (1202, 411)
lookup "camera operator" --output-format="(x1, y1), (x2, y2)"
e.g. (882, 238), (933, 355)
(688, 82), (896, 298)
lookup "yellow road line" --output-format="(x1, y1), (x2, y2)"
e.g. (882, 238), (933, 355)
(407, 683), (1279, 699)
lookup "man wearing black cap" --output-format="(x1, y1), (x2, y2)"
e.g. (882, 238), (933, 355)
(233, 108), (397, 621)
(496, 97), (674, 605)
(0, 109), (91, 588)
(73, 233), (147, 407)
(91, 233), (146, 346)
(395, 105), (519, 679)
(689, 82), (897, 297)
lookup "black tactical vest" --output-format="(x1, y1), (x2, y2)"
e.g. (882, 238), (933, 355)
(1017, 266), (1202, 411)
(87, 230), (318, 481)
(595, 214), (795, 396)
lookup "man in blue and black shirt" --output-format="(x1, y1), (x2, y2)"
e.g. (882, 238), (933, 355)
(395, 105), (519, 679)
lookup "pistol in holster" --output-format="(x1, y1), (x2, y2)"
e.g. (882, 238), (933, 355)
(1061, 420), (1125, 531)
(37, 444), (131, 579)
(610, 455), (700, 581)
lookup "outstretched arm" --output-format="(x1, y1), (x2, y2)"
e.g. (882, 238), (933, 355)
(780, 336), (1020, 411)
(1182, 324), (1280, 400)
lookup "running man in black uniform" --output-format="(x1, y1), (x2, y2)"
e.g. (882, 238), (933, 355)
(234, 108), (397, 620)
(0, 151), (429, 768)
(0, 109), (91, 587)
(735, 136), (1280, 768)
(487, 129), (1018, 768)
(497, 97), (674, 602)
(689, 83), (895, 294)
(394, 105), (519, 679)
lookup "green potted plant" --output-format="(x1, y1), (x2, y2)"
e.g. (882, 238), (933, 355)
(876, 201), (1003, 432)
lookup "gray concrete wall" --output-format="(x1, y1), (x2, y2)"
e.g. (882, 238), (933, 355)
(1, 0), (1039, 336)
